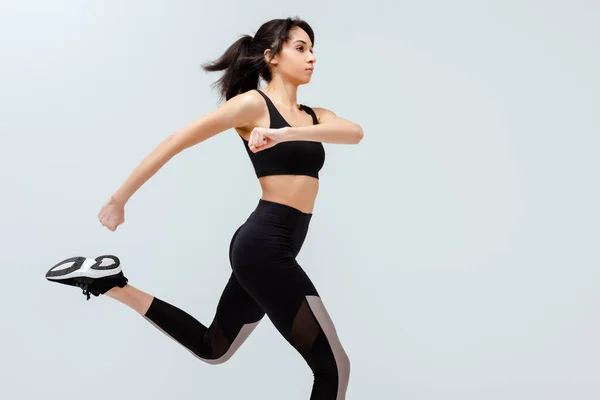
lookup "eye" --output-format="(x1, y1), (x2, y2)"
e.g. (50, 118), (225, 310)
(297, 46), (314, 54)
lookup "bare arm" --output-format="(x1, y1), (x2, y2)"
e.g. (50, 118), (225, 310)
(110, 91), (263, 204)
(284, 108), (363, 144)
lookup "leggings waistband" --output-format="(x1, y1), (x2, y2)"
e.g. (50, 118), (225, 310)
(247, 199), (312, 227)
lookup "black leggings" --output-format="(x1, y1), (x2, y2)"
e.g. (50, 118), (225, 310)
(144, 199), (350, 399)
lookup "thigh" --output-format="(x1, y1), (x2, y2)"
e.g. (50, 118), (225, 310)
(203, 272), (265, 363)
(237, 257), (339, 356)
(229, 219), (343, 359)
(214, 271), (265, 336)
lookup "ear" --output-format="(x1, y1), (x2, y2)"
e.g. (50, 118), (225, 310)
(264, 49), (278, 65)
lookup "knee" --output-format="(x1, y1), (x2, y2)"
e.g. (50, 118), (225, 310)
(202, 354), (230, 365)
(189, 345), (233, 365)
(314, 346), (351, 382)
(338, 348), (351, 382)
(188, 337), (233, 365)
(330, 348), (351, 398)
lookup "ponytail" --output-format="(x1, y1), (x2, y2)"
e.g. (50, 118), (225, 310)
(202, 35), (262, 102)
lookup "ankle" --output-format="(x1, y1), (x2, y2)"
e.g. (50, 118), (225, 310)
(106, 284), (129, 296)
(106, 284), (154, 315)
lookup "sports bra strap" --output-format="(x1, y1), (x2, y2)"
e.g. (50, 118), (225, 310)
(300, 105), (319, 125)
(256, 89), (318, 125)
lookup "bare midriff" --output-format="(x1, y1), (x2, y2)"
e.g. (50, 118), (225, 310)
(258, 175), (319, 214)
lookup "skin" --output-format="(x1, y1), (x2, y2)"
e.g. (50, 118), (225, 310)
(98, 26), (363, 313)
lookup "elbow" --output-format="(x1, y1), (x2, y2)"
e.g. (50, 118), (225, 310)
(354, 124), (363, 144)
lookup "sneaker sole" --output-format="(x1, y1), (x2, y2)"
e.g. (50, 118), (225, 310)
(45, 255), (121, 282)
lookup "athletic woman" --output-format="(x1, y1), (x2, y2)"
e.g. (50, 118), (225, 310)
(46, 17), (363, 400)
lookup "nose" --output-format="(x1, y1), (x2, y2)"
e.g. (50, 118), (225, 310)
(307, 52), (316, 64)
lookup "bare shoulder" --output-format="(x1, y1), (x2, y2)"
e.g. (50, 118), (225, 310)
(311, 107), (338, 124)
(232, 90), (265, 130)
(232, 89), (264, 109)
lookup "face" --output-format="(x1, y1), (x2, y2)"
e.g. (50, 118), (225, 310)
(266, 26), (316, 85)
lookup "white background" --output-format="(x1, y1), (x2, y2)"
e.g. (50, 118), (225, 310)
(1, 1), (599, 399)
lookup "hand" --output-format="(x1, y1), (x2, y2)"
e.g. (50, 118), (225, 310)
(248, 127), (289, 153)
(98, 196), (125, 232)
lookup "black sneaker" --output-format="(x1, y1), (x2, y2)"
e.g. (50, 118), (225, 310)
(45, 255), (128, 300)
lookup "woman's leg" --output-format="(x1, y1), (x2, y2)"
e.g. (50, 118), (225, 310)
(138, 272), (265, 364)
(230, 200), (351, 399)
(45, 253), (264, 364)
(235, 256), (350, 400)
(109, 225), (265, 364)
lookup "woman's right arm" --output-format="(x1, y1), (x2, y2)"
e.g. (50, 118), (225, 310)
(110, 91), (262, 205)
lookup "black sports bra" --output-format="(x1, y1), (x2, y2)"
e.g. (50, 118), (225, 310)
(239, 89), (325, 179)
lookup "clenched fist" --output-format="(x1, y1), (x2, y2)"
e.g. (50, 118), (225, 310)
(98, 196), (125, 232)
(248, 127), (290, 153)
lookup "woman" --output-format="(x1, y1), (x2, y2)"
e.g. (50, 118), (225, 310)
(45, 17), (362, 400)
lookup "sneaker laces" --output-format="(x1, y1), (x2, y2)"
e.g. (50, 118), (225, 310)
(76, 282), (92, 300)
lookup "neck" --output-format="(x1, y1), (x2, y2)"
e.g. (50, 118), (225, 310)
(264, 76), (300, 110)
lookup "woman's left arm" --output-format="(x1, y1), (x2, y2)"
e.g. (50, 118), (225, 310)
(285, 108), (363, 144)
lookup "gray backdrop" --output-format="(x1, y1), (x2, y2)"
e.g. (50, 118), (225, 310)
(1, 1), (599, 399)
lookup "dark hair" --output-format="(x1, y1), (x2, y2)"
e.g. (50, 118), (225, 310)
(202, 17), (315, 102)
